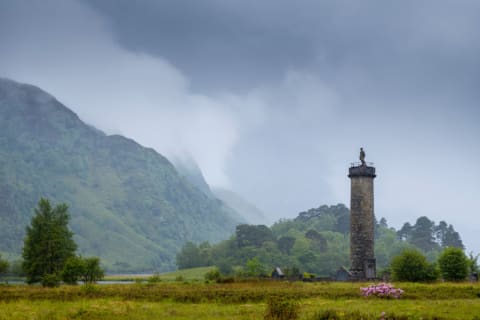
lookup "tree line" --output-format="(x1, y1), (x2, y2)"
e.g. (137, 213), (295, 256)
(176, 204), (471, 279)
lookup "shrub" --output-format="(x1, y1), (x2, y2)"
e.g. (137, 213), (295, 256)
(390, 249), (438, 282)
(41, 273), (60, 287)
(147, 272), (162, 284)
(438, 247), (469, 281)
(62, 256), (86, 284)
(424, 262), (440, 281)
(264, 296), (299, 320)
(204, 268), (221, 282)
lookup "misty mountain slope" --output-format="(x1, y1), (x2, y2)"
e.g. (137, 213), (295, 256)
(173, 157), (246, 223)
(0, 78), (242, 271)
(212, 187), (269, 225)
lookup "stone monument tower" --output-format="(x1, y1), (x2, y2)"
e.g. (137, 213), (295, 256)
(348, 148), (376, 280)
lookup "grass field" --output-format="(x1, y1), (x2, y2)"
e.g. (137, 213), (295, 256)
(103, 266), (216, 282)
(1, 281), (480, 319)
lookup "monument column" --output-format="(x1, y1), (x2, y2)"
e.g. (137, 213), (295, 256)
(348, 149), (376, 280)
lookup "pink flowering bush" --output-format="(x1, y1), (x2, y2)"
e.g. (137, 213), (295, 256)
(360, 283), (404, 299)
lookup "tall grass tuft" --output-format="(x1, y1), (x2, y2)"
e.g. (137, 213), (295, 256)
(264, 295), (299, 320)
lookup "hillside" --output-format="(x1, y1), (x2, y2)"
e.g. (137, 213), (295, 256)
(0, 78), (242, 272)
(212, 187), (269, 225)
(173, 158), (248, 224)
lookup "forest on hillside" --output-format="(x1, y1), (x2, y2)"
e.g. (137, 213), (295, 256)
(176, 204), (464, 277)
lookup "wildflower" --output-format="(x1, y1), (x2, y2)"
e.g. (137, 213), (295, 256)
(360, 283), (404, 299)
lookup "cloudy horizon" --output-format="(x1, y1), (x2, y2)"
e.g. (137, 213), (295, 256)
(1, 0), (479, 252)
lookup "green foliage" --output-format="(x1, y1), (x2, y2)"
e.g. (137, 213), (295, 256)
(246, 257), (266, 277)
(175, 202), (466, 278)
(61, 255), (104, 284)
(41, 273), (60, 287)
(81, 257), (104, 284)
(204, 267), (222, 282)
(176, 241), (211, 269)
(398, 218), (464, 251)
(236, 224), (274, 248)
(468, 252), (479, 274)
(22, 198), (77, 284)
(264, 296), (299, 320)
(435, 221), (464, 249)
(438, 247), (469, 281)
(0, 254), (8, 277)
(408, 216), (439, 252)
(277, 236), (295, 254)
(62, 256), (86, 285)
(391, 248), (438, 282)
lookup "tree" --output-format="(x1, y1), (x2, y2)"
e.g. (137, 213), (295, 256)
(435, 221), (448, 246)
(22, 198), (77, 284)
(438, 247), (469, 281)
(442, 225), (464, 249)
(390, 248), (438, 282)
(235, 224), (274, 248)
(468, 252), (479, 275)
(245, 257), (266, 277)
(397, 222), (412, 241)
(305, 230), (328, 252)
(176, 242), (201, 269)
(82, 257), (104, 283)
(62, 256), (86, 285)
(435, 222), (464, 249)
(0, 254), (9, 281)
(277, 236), (295, 255)
(334, 212), (350, 235)
(409, 217), (438, 252)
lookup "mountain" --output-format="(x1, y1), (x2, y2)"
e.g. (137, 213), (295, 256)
(0, 78), (242, 272)
(172, 157), (216, 199)
(212, 187), (269, 225)
(172, 157), (246, 222)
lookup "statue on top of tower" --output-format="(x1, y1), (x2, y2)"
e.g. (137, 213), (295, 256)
(359, 147), (366, 165)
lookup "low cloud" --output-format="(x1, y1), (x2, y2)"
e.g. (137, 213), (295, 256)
(0, 0), (267, 187)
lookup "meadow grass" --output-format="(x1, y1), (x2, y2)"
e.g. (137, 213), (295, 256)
(0, 281), (479, 319)
(103, 266), (216, 282)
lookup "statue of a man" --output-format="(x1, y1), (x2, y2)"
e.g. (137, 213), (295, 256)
(359, 147), (366, 165)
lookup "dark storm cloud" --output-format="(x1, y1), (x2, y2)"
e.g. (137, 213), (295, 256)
(1, 0), (480, 250)
(83, 0), (480, 102)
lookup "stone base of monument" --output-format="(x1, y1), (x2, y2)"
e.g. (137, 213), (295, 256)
(347, 258), (377, 281)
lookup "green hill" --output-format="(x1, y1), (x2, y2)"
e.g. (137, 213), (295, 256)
(0, 78), (242, 272)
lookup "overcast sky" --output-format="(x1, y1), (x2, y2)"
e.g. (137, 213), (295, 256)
(1, 0), (479, 252)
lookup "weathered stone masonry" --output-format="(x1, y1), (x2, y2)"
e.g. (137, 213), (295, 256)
(348, 164), (376, 280)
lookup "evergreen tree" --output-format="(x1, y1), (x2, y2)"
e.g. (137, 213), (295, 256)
(22, 198), (77, 284)
(409, 217), (438, 252)
(397, 222), (412, 241)
(442, 225), (464, 249)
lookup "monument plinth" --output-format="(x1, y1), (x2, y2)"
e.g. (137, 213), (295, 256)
(348, 149), (376, 280)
